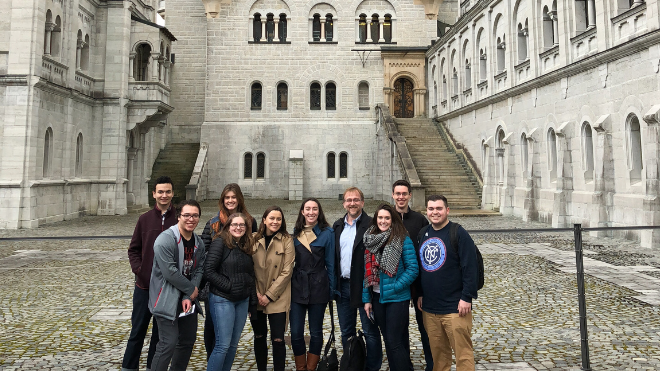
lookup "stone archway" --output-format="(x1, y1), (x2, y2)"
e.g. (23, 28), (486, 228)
(393, 77), (415, 118)
(380, 48), (427, 117)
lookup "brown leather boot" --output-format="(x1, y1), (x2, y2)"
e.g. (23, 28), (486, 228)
(295, 354), (307, 371)
(306, 352), (320, 371)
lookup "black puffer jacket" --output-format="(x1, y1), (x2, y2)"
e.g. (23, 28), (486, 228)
(204, 237), (257, 311)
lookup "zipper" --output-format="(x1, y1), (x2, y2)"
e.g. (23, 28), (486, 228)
(154, 287), (163, 308)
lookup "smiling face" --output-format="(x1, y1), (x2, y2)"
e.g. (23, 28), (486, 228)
(152, 183), (173, 210)
(427, 199), (449, 229)
(264, 210), (283, 236)
(376, 209), (392, 232)
(392, 185), (411, 212)
(223, 191), (238, 212)
(302, 200), (319, 226)
(228, 216), (247, 239)
(178, 204), (200, 234)
(343, 191), (364, 219)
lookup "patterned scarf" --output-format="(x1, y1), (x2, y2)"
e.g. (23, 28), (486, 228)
(363, 226), (403, 288)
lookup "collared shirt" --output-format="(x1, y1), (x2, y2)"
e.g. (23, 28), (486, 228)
(339, 213), (362, 279)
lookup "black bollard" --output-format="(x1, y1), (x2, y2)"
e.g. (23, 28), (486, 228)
(574, 223), (591, 371)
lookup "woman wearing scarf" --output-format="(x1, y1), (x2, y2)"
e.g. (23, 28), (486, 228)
(362, 203), (418, 371)
(290, 198), (336, 371)
(200, 183), (256, 359)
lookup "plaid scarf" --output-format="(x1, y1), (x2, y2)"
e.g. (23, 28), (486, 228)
(363, 226), (404, 288)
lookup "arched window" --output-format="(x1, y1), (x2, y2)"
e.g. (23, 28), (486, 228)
(464, 59), (471, 90)
(251, 83), (262, 110)
(520, 133), (529, 175)
(310, 82), (321, 110)
(256, 152), (265, 179)
(547, 129), (557, 182)
(358, 82), (369, 109)
(481, 140), (487, 171)
(433, 82), (438, 105)
(627, 115), (643, 183)
(266, 14), (275, 42)
(479, 49), (487, 81)
(327, 152), (336, 178)
(370, 14), (380, 42)
(358, 14), (367, 43)
(244, 152), (253, 179)
(44, 10), (53, 55)
(279, 14), (287, 42)
(135, 43), (151, 81)
(326, 83), (336, 110)
(75, 133), (83, 177)
(582, 123), (594, 182)
(339, 152), (348, 178)
(253, 13), (262, 42)
(50, 15), (62, 58)
(325, 14), (334, 41)
(496, 36), (506, 72)
(81, 35), (90, 72)
(517, 22), (528, 62)
(277, 83), (288, 110)
(313, 14), (321, 41)
(43, 128), (53, 178)
(575, 0), (595, 31)
(442, 75), (447, 100)
(542, 6), (554, 48)
(383, 14), (392, 43)
(452, 68), (458, 96)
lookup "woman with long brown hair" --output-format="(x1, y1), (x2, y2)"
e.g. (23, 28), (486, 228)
(204, 213), (257, 371)
(250, 206), (295, 371)
(362, 203), (418, 371)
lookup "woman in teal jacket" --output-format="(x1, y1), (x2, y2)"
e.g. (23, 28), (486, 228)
(362, 203), (418, 371)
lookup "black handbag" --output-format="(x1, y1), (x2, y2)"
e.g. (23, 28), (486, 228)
(316, 301), (339, 371)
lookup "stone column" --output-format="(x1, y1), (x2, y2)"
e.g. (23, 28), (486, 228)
(126, 148), (137, 205)
(151, 54), (160, 81)
(642, 105), (660, 247)
(164, 60), (171, 86)
(76, 39), (84, 71)
(355, 18), (360, 42)
(129, 53), (136, 81)
(261, 19), (267, 42)
(274, 19), (280, 42)
(249, 16), (254, 41)
(495, 147), (505, 211)
(552, 123), (573, 228)
(378, 17), (385, 43)
(550, 11), (559, 45)
(366, 19), (372, 43)
(44, 22), (55, 56)
(320, 19), (326, 42)
(391, 18), (397, 43)
(288, 150), (304, 201)
(590, 115), (612, 238)
(587, 0), (596, 29)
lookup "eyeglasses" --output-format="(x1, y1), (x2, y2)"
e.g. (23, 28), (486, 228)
(344, 198), (362, 204)
(181, 214), (200, 220)
(230, 223), (246, 229)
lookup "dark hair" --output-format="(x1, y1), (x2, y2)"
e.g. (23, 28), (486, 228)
(392, 179), (411, 193)
(256, 206), (290, 240)
(176, 200), (201, 218)
(427, 195), (449, 208)
(218, 183), (253, 224)
(154, 176), (173, 190)
(342, 187), (364, 201)
(368, 203), (408, 243)
(220, 213), (254, 255)
(293, 198), (330, 238)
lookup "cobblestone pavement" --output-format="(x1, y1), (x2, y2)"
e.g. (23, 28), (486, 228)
(1, 199), (660, 370)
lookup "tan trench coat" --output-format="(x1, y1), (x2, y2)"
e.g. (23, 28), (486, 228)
(252, 232), (295, 314)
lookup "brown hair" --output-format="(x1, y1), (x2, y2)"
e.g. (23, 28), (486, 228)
(211, 183), (253, 239)
(219, 213), (255, 255)
(368, 203), (409, 244)
(392, 179), (411, 193)
(342, 187), (364, 201)
(255, 206), (290, 241)
(293, 198), (330, 238)
(426, 194), (449, 208)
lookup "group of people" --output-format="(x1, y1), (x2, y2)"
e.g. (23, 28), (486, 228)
(120, 177), (480, 371)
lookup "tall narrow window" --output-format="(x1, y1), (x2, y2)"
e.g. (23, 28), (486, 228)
(497, 37), (506, 72)
(313, 14), (321, 41)
(244, 153), (253, 179)
(517, 23), (527, 62)
(358, 82), (369, 109)
(520, 133), (529, 176)
(135, 43), (151, 81)
(464, 60), (471, 89)
(383, 14), (392, 43)
(253, 13), (262, 42)
(479, 50), (487, 81)
(452, 68), (458, 96)
(575, 0), (588, 31)
(44, 128), (53, 178)
(627, 115), (643, 183)
(277, 83), (288, 110)
(442, 75), (447, 99)
(279, 14), (287, 42)
(370, 14), (380, 42)
(339, 152), (348, 178)
(51, 16), (62, 58)
(359, 14), (367, 43)
(327, 152), (336, 178)
(326, 83), (336, 110)
(547, 129), (557, 182)
(44, 10), (53, 55)
(75, 133), (83, 177)
(310, 82), (321, 110)
(542, 6), (554, 48)
(256, 153), (265, 179)
(251, 83), (262, 110)
(81, 35), (90, 72)
(266, 14), (275, 42)
(325, 14), (334, 41)
(582, 123), (594, 182)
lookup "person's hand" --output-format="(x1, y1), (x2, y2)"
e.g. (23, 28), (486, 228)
(417, 297), (423, 311)
(258, 293), (270, 307)
(182, 299), (192, 313)
(458, 299), (471, 317)
(364, 303), (372, 318)
(190, 287), (199, 300)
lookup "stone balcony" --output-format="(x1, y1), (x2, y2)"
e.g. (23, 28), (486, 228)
(41, 56), (68, 86)
(128, 80), (171, 104)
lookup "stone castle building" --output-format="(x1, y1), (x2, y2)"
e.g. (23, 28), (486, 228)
(1, 0), (658, 246)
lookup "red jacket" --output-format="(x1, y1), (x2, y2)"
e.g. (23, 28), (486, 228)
(128, 204), (177, 289)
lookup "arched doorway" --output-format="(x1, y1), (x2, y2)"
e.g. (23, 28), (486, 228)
(393, 77), (414, 118)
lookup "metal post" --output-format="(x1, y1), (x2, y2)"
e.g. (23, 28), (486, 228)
(574, 223), (591, 371)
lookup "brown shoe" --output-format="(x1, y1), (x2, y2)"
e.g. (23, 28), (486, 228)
(295, 354), (307, 371)
(306, 352), (320, 371)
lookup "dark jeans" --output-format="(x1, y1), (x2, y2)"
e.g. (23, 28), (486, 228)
(371, 293), (413, 371)
(336, 278), (382, 371)
(250, 311), (287, 371)
(121, 285), (159, 371)
(204, 300), (215, 361)
(414, 299), (434, 371)
(151, 312), (198, 371)
(290, 301), (327, 356)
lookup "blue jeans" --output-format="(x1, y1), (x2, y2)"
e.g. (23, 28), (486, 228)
(290, 302), (327, 356)
(336, 278), (382, 371)
(207, 293), (249, 371)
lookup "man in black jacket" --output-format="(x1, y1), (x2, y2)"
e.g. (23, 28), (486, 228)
(392, 179), (432, 371)
(332, 187), (382, 371)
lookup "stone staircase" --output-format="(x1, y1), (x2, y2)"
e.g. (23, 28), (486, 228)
(394, 118), (482, 209)
(148, 142), (200, 207)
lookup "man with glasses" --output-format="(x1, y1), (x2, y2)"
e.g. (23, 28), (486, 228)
(123, 176), (177, 371)
(392, 179), (432, 371)
(332, 187), (382, 371)
(149, 200), (206, 371)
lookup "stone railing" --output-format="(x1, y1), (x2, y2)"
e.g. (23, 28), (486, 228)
(128, 81), (171, 104)
(539, 45), (560, 73)
(611, 3), (647, 45)
(186, 143), (208, 201)
(433, 119), (483, 188)
(74, 70), (94, 96)
(41, 56), (68, 86)
(376, 104), (425, 209)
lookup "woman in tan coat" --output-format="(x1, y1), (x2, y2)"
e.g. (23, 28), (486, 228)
(250, 205), (295, 371)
